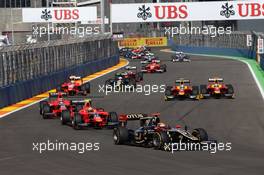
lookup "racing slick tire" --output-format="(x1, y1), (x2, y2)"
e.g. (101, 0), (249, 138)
(192, 128), (208, 142)
(75, 105), (83, 112)
(164, 86), (173, 101)
(85, 82), (91, 94)
(42, 104), (51, 119)
(153, 131), (171, 150)
(56, 86), (62, 92)
(72, 114), (83, 130)
(109, 112), (119, 123)
(61, 110), (71, 125)
(39, 101), (48, 115)
(135, 72), (143, 81)
(105, 79), (114, 90)
(68, 91), (75, 96)
(226, 84), (234, 98)
(160, 64), (167, 72)
(128, 78), (136, 88)
(199, 85), (208, 98)
(192, 86), (199, 99)
(113, 127), (129, 145)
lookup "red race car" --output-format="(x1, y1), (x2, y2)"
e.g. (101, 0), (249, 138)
(200, 78), (235, 99)
(57, 75), (90, 96)
(141, 61), (167, 73)
(39, 93), (71, 119)
(165, 79), (199, 100)
(61, 99), (119, 130)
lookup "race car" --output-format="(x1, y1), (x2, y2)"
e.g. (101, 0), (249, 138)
(130, 52), (145, 60)
(39, 92), (71, 119)
(164, 79), (199, 100)
(57, 75), (90, 96)
(140, 55), (160, 64)
(113, 113), (165, 147)
(61, 99), (119, 130)
(171, 52), (190, 62)
(120, 66), (144, 82)
(119, 47), (133, 56)
(200, 78), (235, 99)
(113, 113), (211, 150)
(105, 71), (137, 91)
(141, 61), (167, 73)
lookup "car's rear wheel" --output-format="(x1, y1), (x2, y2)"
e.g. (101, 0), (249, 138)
(85, 82), (91, 94)
(192, 128), (208, 142)
(135, 72), (143, 81)
(61, 110), (71, 125)
(153, 131), (170, 150)
(109, 112), (119, 123)
(39, 101), (48, 115)
(192, 86), (199, 98)
(226, 84), (234, 94)
(42, 104), (50, 119)
(160, 64), (167, 72)
(165, 86), (172, 101)
(128, 78), (136, 88)
(56, 86), (62, 92)
(72, 114), (83, 130)
(113, 127), (129, 145)
(200, 85), (208, 98)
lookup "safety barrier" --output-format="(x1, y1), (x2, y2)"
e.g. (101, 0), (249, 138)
(0, 34), (116, 88)
(0, 55), (119, 108)
(0, 34), (119, 108)
(169, 31), (263, 70)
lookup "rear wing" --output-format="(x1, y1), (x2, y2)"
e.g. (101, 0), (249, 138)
(176, 79), (190, 84)
(49, 92), (67, 98)
(208, 78), (223, 82)
(119, 113), (147, 121)
(175, 51), (183, 54)
(125, 66), (137, 70)
(71, 99), (92, 106)
(69, 75), (82, 81)
(119, 113), (160, 121)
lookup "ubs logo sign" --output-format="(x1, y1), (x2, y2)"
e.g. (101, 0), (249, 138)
(137, 5), (152, 20)
(41, 9), (52, 21)
(220, 3), (235, 18)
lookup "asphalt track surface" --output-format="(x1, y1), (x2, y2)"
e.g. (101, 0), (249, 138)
(0, 48), (264, 175)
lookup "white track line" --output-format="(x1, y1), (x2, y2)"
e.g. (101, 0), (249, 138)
(0, 59), (129, 119)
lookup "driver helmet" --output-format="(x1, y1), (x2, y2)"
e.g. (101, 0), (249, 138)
(87, 107), (93, 112)
(157, 123), (166, 128)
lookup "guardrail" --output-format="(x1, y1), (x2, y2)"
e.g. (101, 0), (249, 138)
(0, 34), (119, 108)
(169, 31), (263, 69)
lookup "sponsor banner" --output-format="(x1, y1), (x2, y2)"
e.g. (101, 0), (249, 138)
(118, 37), (167, 47)
(22, 7), (97, 23)
(112, 0), (264, 23)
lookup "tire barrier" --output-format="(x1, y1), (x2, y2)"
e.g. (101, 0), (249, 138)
(0, 55), (119, 108)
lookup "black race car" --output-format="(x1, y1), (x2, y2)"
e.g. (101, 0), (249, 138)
(171, 52), (190, 62)
(113, 113), (212, 150)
